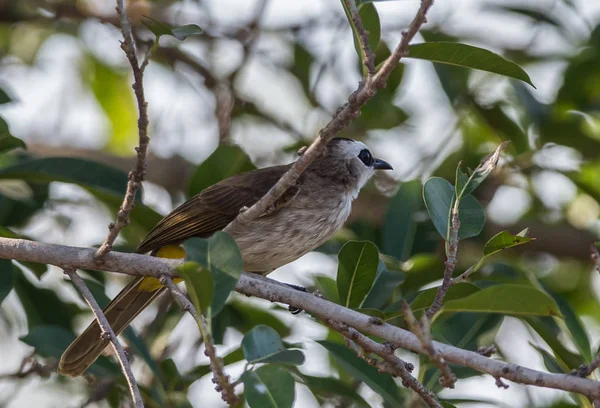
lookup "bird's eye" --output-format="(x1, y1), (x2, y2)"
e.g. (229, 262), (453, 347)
(358, 149), (374, 166)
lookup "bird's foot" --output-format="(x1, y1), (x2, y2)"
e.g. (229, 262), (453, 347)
(285, 283), (307, 315)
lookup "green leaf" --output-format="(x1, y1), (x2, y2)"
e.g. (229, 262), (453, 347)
(530, 343), (568, 374)
(341, 1), (381, 76)
(551, 293), (593, 362)
(84, 56), (138, 154)
(525, 317), (584, 369)
(407, 42), (535, 88)
(314, 275), (340, 304)
(442, 284), (562, 317)
(14, 267), (83, 330)
(291, 43), (313, 98)
(0, 157), (133, 199)
(318, 340), (403, 407)
(178, 262), (213, 316)
(0, 117), (26, 153)
(21, 325), (119, 377)
(361, 260), (404, 310)
(242, 325), (305, 365)
(483, 229), (533, 256)
(423, 177), (486, 240)
(0, 87), (11, 104)
(455, 142), (509, 201)
(188, 145), (256, 196)
(184, 232), (243, 315)
(302, 375), (370, 408)
(243, 365), (295, 408)
(337, 241), (379, 308)
(385, 282), (480, 320)
(142, 17), (203, 41)
(382, 180), (421, 261)
(0, 259), (14, 305)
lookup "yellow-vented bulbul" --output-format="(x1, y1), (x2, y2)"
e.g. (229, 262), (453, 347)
(58, 138), (393, 376)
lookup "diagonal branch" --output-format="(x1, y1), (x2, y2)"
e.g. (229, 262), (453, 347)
(95, 0), (151, 259)
(159, 275), (239, 404)
(426, 206), (460, 319)
(343, 0), (376, 76)
(324, 319), (441, 408)
(2, 237), (600, 400)
(403, 302), (456, 388)
(63, 268), (143, 408)
(224, 0), (433, 233)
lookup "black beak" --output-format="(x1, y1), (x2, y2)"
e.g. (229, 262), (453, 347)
(373, 158), (393, 170)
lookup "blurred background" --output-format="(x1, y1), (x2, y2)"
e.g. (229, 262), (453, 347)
(1, 0), (600, 407)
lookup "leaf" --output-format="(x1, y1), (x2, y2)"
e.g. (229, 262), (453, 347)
(361, 260), (404, 310)
(0, 157), (133, 199)
(530, 343), (568, 374)
(382, 180), (421, 261)
(188, 144), (256, 196)
(291, 43), (313, 98)
(0, 259), (14, 305)
(314, 275), (340, 304)
(525, 317), (584, 369)
(455, 142), (510, 200)
(341, 1), (381, 76)
(184, 232), (243, 315)
(302, 375), (370, 408)
(242, 325), (305, 365)
(483, 229), (533, 256)
(336, 241), (379, 308)
(442, 284), (562, 317)
(423, 177), (486, 240)
(21, 325), (119, 377)
(177, 262), (213, 316)
(407, 42), (535, 88)
(13, 267), (83, 330)
(142, 17), (203, 41)
(318, 340), (403, 407)
(0, 87), (11, 104)
(551, 293), (593, 362)
(0, 117), (26, 153)
(243, 365), (295, 408)
(84, 56), (138, 154)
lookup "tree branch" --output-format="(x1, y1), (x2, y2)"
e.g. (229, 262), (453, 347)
(158, 275), (239, 404)
(344, 0), (376, 76)
(324, 319), (441, 408)
(63, 268), (143, 408)
(1, 237), (600, 400)
(224, 0), (433, 232)
(403, 302), (456, 388)
(426, 205), (460, 319)
(95, 0), (151, 259)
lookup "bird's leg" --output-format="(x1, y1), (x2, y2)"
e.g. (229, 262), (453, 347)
(285, 283), (307, 315)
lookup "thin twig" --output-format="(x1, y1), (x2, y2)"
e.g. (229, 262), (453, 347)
(159, 275), (239, 404)
(324, 319), (441, 408)
(3, 238), (600, 399)
(403, 302), (456, 388)
(95, 0), (150, 259)
(64, 268), (143, 408)
(344, 0), (376, 76)
(426, 206), (461, 319)
(224, 0), (433, 233)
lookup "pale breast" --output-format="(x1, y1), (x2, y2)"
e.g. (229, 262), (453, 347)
(227, 193), (353, 274)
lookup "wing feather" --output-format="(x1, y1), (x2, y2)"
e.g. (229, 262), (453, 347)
(136, 164), (293, 255)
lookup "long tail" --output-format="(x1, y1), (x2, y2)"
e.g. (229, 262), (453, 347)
(58, 277), (165, 377)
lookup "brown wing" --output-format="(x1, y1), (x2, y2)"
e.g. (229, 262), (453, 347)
(136, 164), (293, 255)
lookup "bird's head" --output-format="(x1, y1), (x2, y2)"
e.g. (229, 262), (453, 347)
(308, 138), (393, 197)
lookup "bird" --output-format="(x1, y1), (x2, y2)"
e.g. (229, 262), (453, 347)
(58, 137), (393, 377)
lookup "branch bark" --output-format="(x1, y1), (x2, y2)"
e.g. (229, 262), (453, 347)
(224, 0), (433, 233)
(95, 0), (151, 259)
(63, 268), (143, 408)
(1, 237), (600, 400)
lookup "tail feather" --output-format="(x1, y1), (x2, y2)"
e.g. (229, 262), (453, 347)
(58, 277), (165, 377)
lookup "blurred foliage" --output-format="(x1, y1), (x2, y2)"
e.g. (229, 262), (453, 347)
(1, 0), (600, 407)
